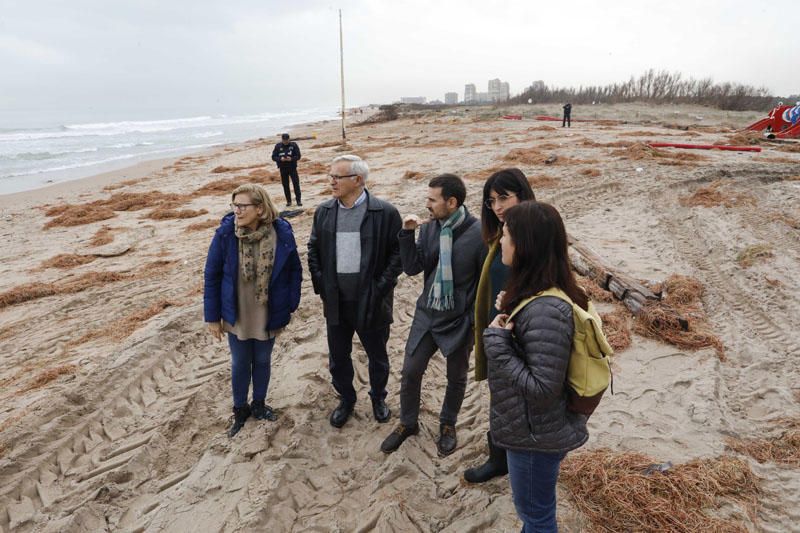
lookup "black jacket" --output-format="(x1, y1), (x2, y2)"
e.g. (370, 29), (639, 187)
(307, 191), (403, 329)
(272, 141), (301, 168)
(484, 296), (588, 453)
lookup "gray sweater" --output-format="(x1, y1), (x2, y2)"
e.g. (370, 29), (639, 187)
(398, 209), (486, 357)
(484, 296), (589, 453)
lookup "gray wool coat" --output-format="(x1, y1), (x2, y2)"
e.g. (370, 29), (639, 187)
(484, 296), (589, 453)
(398, 209), (486, 357)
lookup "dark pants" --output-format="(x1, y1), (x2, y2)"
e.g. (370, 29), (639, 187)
(279, 166), (301, 204)
(562, 114), (571, 127)
(399, 333), (469, 427)
(507, 449), (566, 533)
(227, 334), (276, 408)
(326, 302), (390, 405)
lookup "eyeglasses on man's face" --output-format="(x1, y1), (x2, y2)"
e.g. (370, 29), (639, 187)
(230, 203), (255, 212)
(328, 173), (358, 181)
(484, 194), (517, 208)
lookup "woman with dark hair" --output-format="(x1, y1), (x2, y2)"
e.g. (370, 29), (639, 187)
(484, 201), (588, 532)
(464, 168), (535, 484)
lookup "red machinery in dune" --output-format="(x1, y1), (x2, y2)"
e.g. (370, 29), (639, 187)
(745, 103), (800, 138)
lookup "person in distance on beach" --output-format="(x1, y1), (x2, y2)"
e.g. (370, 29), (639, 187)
(272, 133), (303, 207)
(307, 155), (403, 429)
(381, 174), (486, 457)
(463, 168), (536, 484)
(484, 201), (589, 532)
(562, 102), (572, 128)
(204, 184), (302, 437)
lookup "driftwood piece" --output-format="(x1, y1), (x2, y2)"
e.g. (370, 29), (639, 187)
(567, 234), (660, 317)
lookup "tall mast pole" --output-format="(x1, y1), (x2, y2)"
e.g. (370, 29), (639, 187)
(339, 9), (346, 141)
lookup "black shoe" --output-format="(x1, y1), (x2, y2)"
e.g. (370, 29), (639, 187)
(464, 431), (508, 483)
(372, 398), (391, 423)
(437, 424), (457, 457)
(329, 399), (354, 428)
(251, 400), (277, 421)
(297, 202), (303, 207)
(380, 423), (419, 453)
(286, 202), (292, 207)
(228, 404), (251, 437)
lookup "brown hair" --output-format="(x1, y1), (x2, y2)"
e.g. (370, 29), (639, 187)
(231, 184), (279, 224)
(501, 201), (588, 312)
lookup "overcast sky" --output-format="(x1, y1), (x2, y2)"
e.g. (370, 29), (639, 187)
(1, 0), (797, 118)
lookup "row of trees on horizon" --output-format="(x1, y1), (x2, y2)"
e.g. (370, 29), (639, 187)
(508, 69), (797, 111)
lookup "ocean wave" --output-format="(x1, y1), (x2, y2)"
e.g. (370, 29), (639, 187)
(1, 147), (99, 160)
(192, 131), (224, 139)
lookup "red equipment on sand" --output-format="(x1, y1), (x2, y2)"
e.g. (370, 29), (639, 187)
(745, 104), (800, 139)
(648, 142), (761, 153)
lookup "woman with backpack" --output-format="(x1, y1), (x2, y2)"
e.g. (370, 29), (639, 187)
(464, 168), (536, 484)
(484, 201), (589, 532)
(204, 184), (302, 437)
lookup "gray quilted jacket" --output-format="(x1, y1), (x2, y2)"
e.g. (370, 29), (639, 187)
(484, 296), (589, 453)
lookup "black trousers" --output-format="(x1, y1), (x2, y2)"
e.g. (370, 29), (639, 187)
(326, 301), (390, 405)
(562, 114), (571, 127)
(279, 166), (301, 204)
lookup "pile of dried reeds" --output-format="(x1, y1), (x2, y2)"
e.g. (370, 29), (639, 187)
(577, 274), (614, 303)
(561, 449), (760, 532)
(600, 304), (632, 352)
(634, 274), (725, 360)
(726, 418), (800, 466)
(0, 271), (129, 309)
(44, 191), (186, 228)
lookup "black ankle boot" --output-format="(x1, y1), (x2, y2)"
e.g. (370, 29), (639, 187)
(228, 404), (251, 437)
(463, 431), (508, 483)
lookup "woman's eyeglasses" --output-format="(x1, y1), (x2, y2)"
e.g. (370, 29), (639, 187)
(230, 203), (255, 212)
(484, 194), (516, 208)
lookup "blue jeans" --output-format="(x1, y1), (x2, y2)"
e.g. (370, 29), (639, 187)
(506, 449), (566, 533)
(228, 334), (275, 408)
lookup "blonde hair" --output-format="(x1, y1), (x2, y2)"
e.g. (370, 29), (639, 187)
(231, 184), (279, 224)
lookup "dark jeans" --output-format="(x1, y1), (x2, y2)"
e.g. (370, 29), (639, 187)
(399, 332), (469, 427)
(228, 334), (276, 408)
(562, 115), (571, 127)
(506, 449), (566, 533)
(326, 302), (390, 405)
(279, 166), (301, 204)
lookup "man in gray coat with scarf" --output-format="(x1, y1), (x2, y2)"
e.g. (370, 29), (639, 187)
(380, 174), (486, 456)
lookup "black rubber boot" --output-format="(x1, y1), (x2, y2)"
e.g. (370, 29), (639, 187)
(227, 404), (251, 437)
(463, 431), (508, 483)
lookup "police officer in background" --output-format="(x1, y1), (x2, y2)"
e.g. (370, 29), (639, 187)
(272, 133), (303, 207)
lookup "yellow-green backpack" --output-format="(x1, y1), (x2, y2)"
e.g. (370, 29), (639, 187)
(508, 287), (613, 415)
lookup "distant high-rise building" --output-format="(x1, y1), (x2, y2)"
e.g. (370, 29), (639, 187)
(464, 84), (477, 104)
(445, 92), (458, 105)
(400, 96), (427, 104)
(488, 78), (510, 102)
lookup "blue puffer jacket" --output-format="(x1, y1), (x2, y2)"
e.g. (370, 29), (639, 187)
(203, 213), (302, 331)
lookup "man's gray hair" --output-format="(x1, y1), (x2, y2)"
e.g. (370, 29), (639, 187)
(332, 154), (369, 181)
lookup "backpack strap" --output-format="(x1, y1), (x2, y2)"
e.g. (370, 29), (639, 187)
(507, 287), (571, 322)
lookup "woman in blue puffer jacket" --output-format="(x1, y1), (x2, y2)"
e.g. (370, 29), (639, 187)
(204, 184), (302, 437)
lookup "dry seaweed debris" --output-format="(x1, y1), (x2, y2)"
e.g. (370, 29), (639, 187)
(561, 449), (760, 533)
(600, 304), (632, 352)
(503, 147), (557, 165)
(145, 208), (209, 220)
(0, 271), (129, 310)
(634, 274), (724, 360)
(726, 422), (800, 467)
(44, 191), (187, 229)
(39, 254), (97, 270)
(70, 299), (176, 346)
(18, 364), (78, 394)
(185, 219), (219, 232)
(736, 244), (774, 268)
(611, 142), (708, 165)
(679, 181), (756, 208)
(402, 170), (425, 180)
(580, 168), (601, 177)
(89, 225), (116, 246)
(577, 274), (614, 303)
(527, 174), (559, 189)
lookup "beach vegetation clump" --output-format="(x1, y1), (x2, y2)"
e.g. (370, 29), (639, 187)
(561, 449), (760, 532)
(576, 274), (615, 303)
(726, 419), (800, 467)
(736, 244), (774, 268)
(301, 161), (330, 175)
(39, 253), (97, 270)
(679, 181), (756, 208)
(600, 304), (632, 352)
(88, 225), (121, 246)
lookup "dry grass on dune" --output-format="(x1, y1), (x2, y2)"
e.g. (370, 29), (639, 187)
(17, 364), (78, 394)
(736, 244), (774, 268)
(634, 274), (725, 360)
(463, 165), (507, 181)
(0, 271), (130, 310)
(247, 168), (280, 182)
(679, 181), (756, 209)
(39, 253), (97, 270)
(185, 219), (219, 232)
(600, 304), (632, 353)
(525, 125), (557, 132)
(561, 449), (760, 533)
(44, 205), (116, 228)
(726, 419), (800, 467)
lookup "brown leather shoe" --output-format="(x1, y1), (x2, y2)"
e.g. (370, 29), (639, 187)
(380, 423), (419, 453)
(437, 424), (457, 457)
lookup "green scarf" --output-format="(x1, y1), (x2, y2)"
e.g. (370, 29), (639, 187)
(427, 205), (466, 311)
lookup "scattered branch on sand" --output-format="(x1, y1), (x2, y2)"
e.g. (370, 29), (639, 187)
(736, 244), (774, 268)
(185, 219), (219, 232)
(679, 180), (756, 208)
(726, 418), (800, 466)
(634, 274), (725, 360)
(145, 208), (209, 220)
(18, 365), (78, 394)
(0, 271), (130, 310)
(70, 299), (176, 346)
(561, 449), (760, 533)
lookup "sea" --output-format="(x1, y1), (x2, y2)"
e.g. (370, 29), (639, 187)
(0, 107), (340, 195)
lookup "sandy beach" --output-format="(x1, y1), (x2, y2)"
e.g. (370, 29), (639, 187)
(1, 102), (799, 532)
